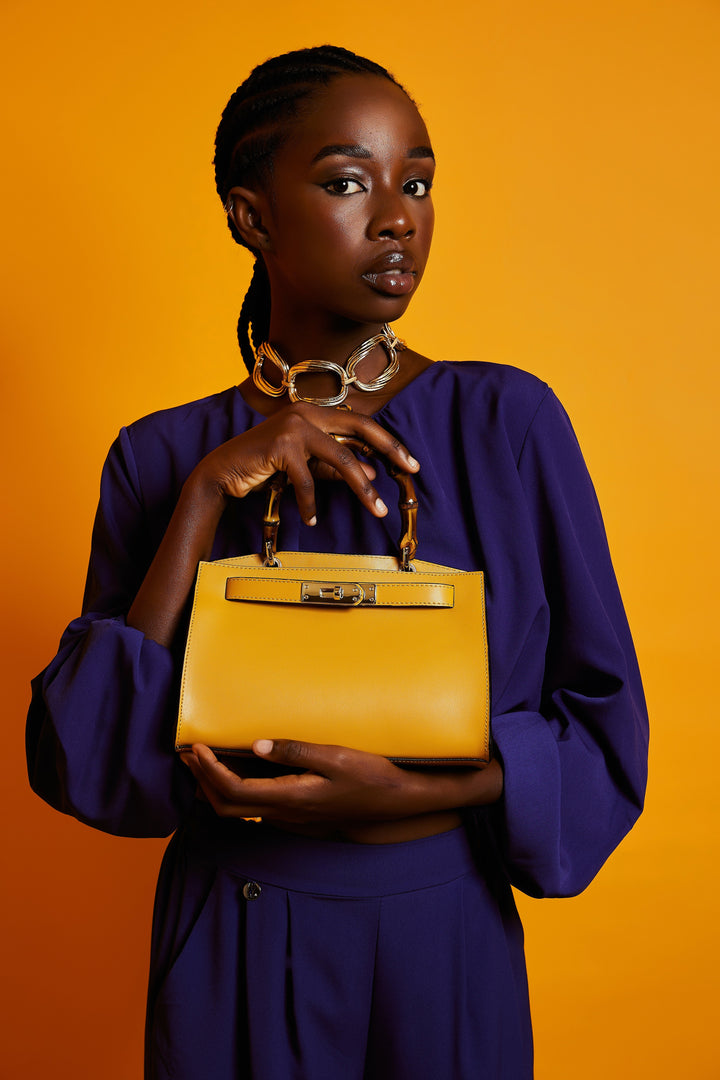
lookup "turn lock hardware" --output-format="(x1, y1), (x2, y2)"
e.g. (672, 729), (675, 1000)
(300, 581), (376, 606)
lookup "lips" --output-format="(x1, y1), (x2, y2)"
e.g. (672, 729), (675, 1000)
(361, 251), (417, 297)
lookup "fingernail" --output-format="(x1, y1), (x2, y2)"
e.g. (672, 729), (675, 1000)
(307, 515), (317, 527)
(179, 752), (196, 768)
(407, 456), (419, 470)
(375, 498), (388, 515)
(254, 739), (274, 755)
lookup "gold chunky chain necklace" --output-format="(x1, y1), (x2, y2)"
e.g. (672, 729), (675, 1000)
(252, 323), (406, 407)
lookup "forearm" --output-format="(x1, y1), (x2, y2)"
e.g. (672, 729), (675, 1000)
(407, 758), (504, 814)
(127, 473), (227, 647)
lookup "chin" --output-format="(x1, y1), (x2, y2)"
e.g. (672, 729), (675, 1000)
(359, 292), (418, 325)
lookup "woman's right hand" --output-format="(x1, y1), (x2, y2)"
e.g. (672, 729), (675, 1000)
(127, 402), (418, 648)
(190, 401), (419, 526)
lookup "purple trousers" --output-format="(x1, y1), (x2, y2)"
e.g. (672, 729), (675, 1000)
(146, 808), (533, 1079)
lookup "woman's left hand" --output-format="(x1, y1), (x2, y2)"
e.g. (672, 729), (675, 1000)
(180, 739), (503, 824)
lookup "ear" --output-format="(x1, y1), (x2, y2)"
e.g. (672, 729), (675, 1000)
(226, 187), (272, 251)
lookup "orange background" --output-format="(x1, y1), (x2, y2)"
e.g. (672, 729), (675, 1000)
(2, 1), (719, 1076)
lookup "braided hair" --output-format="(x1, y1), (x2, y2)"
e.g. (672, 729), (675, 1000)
(213, 45), (407, 374)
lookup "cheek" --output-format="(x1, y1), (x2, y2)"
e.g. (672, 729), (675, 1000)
(284, 207), (361, 265)
(415, 208), (435, 270)
(419, 203), (435, 242)
(315, 205), (365, 248)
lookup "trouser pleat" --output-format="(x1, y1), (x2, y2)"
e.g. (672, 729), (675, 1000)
(245, 889), (378, 1080)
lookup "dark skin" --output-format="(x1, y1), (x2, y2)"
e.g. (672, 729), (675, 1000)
(128, 74), (503, 843)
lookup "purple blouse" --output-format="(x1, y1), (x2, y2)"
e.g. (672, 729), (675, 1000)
(27, 361), (648, 898)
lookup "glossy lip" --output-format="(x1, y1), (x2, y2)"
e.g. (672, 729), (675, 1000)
(361, 251), (417, 296)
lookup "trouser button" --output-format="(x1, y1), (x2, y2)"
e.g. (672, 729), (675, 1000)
(243, 880), (262, 900)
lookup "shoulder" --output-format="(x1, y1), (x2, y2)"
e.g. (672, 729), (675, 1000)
(110, 386), (251, 505)
(412, 361), (552, 460)
(122, 385), (250, 465)
(124, 386), (243, 446)
(435, 360), (549, 410)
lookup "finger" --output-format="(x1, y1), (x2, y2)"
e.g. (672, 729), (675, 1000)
(191, 743), (257, 796)
(180, 750), (241, 813)
(292, 403), (418, 475)
(182, 746), (241, 805)
(320, 409), (420, 473)
(304, 430), (389, 518)
(311, 459), (377, 483)
(330, 438), (389, 517)
(253, 737), (369, 778)
(183, 748), (267, 816)
(283, 455), (317, 526)
(190, 743), (325, 812)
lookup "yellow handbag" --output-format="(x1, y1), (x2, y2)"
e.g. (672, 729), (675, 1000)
(176, 456), (490, 766)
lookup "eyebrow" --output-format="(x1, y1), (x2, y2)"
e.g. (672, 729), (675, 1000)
(311, 143), (435, 164)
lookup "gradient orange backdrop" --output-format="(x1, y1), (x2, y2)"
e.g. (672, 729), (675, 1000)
(2, 1), (718, 1076)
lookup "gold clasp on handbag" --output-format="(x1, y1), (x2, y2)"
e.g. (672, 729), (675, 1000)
(301, 581), (375, 606)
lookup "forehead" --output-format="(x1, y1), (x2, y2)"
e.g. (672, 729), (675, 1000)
(279, 74), (432, 164)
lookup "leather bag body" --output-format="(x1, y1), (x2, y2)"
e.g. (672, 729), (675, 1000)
(176, 550), (490, 765)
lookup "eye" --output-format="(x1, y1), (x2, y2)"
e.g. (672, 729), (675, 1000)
(322, 178), (366, 195)
(403, 178), (433, 198)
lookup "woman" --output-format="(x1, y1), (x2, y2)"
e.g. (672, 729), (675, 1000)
(27, 45), (648, 1079)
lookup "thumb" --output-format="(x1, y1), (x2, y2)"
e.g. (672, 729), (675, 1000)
(252, 738), (339, 774)
(253, 739), (276, 756)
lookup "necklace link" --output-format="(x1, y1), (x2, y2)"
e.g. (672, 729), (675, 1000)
(252, 324), (406, 407)
(252, 344), (290, 398)
(287, 360), (349, 407)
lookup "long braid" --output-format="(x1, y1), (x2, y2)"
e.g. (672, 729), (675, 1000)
(213, 45), (407, 374)
(236, 259), (271, 375)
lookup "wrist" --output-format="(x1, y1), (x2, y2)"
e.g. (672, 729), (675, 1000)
(461, 759), (504, 807)
(410, 760), (504, 813)
(180, 465), (229, 521)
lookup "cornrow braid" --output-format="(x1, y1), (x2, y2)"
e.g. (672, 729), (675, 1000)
(213, 45), (408, 374)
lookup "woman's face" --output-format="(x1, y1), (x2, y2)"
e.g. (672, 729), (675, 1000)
(242, 74), (435, 331)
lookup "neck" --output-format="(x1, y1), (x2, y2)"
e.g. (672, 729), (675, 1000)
(267, 316), (386, 367)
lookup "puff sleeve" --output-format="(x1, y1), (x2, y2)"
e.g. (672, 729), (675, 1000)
(26, 427), (196, 837)
(489, 390), (648, 897)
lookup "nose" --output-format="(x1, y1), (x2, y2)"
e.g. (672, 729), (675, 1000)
(368, 187), (415, 241)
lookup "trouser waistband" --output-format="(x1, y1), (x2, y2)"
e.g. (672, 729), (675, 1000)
(183, 805), (481, 898)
